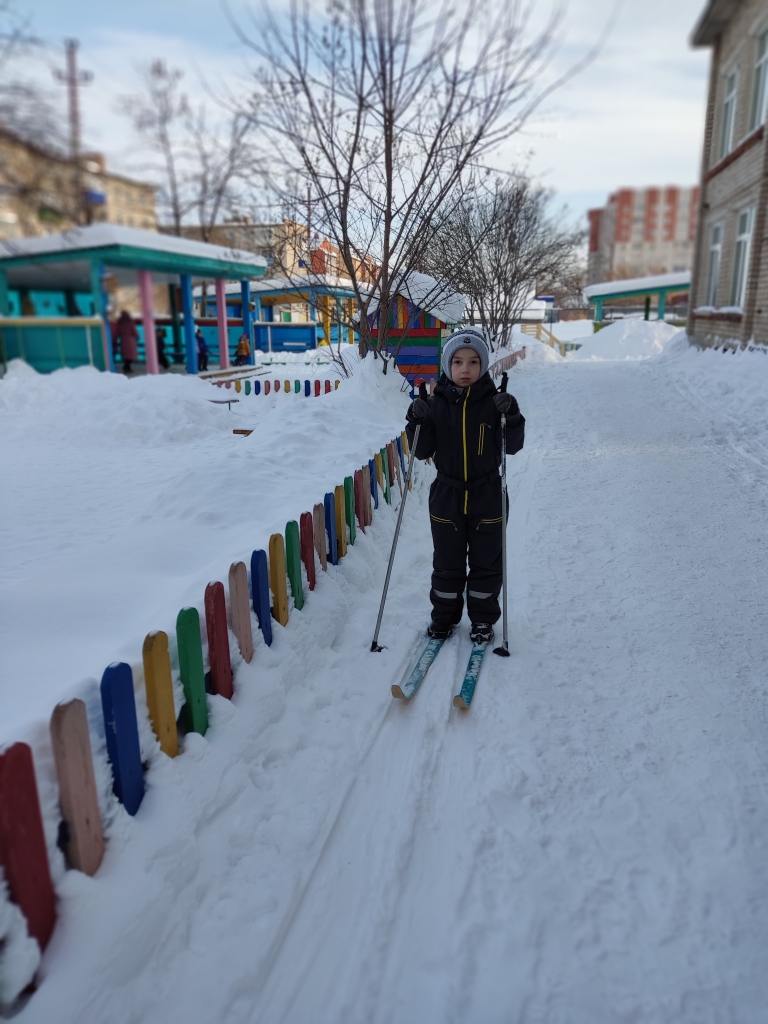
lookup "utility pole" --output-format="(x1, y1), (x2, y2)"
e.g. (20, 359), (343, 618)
(55, 40), (93, 226)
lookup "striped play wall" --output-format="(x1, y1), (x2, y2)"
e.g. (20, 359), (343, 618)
(0, 427), (414, 997)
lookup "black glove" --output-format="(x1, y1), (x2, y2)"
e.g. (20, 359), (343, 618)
(493, 392), (519, 417)
(407, 397), (429, 422)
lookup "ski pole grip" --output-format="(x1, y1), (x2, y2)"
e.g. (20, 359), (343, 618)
(418, 382), (428, 401)
(500, 372), (508, 394)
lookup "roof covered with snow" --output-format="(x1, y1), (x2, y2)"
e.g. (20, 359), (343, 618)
(583, 271), (691, 300)
(0, 224), (268, 270)
(367, 271), (464, 325)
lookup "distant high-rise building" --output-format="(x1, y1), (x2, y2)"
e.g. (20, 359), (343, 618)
(587, 186), (699, 284)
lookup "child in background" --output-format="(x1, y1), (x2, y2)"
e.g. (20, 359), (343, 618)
(196, 328), (209, 372)
(405, 328), (525, 643)
(234, 333), (251, 366)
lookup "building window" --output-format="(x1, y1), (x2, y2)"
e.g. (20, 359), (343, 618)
(719, 69), (738, 159)
(749, 28), (768, 131)
(706, 223), (722, 306)
(730, 206), (755, 308)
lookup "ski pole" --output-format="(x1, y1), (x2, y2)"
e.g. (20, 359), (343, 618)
(370, 383), (427, 652)
(494, 373), (510, 658)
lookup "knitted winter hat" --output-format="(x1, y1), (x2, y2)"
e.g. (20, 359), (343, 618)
(441, 328), (490, 379)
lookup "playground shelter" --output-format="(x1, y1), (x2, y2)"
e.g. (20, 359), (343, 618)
(583, 271), (691, 322)
(0, 225), (267, 374)
(202, 274), (360, 352)
(368, 272), (465, 385)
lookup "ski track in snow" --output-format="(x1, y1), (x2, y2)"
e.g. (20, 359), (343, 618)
(7, 350), (768, 1021)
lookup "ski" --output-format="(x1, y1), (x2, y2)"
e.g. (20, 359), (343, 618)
(392, 637), (445, 700)
(453, 642), (489, 709)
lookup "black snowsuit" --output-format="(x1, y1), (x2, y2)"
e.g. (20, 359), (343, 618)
(406, 372), (525, 628)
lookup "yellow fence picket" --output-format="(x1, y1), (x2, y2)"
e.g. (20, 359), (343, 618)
(142, 631), (179, 758)
(269, 533), (289, 626)
(334, 484), (348, 558)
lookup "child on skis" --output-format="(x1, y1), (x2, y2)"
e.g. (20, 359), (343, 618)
(405, 328), (525, 644)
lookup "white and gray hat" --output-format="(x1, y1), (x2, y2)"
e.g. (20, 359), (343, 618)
(441, 328), (490, 379)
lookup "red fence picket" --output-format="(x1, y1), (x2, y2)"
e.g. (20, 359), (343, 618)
(300, 511), (317, 590)
(205, 581), (233, 699)
(0, 743), (56, 950)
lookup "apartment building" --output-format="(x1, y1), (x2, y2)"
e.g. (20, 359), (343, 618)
(0, 129), (156, 241)
(587, 186), (699, 284)
(687, 0), (768, 347)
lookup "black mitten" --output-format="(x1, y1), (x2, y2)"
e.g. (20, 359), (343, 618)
(407, 398), (429, 422)
(493, 393), (519, 417)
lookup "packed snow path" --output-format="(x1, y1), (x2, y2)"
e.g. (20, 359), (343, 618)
(11, 351), (768, 1021)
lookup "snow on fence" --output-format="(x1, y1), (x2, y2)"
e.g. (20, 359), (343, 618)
(0, 426), (411, 994)
(490, 346), (526, 378)
(213, 378), (341, 396)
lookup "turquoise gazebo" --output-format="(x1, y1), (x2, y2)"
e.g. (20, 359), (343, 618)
(0, 225), (267, 374)
(584, 271), (691, 322)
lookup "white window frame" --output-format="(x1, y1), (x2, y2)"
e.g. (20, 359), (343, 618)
(749, 27), (768, 131)
(706, 222), (723, 307)
(719, 68), (739, 160)
(730, 205), (755, 308)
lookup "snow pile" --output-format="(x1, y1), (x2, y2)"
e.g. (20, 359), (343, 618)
(567, 319), (679, 361)
(663, 339), (768, 439)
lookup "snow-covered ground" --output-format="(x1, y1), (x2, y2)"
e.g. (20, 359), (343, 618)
(3, 332), (768, 1022)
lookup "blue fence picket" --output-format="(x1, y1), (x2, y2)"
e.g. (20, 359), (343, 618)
(396, 435), (406, 479)
(368, 458), (379, 510)
(250, 549), (273, 646)
(324, 492), (339, 565)
(253, 380), (261, 395)
(100, 663), (144, 816)
(304, 380), (310, 396)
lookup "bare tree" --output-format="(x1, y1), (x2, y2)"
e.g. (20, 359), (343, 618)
(425, 177), (583, 346)
(231, 0), (584, 371)
(122, 60), (259, 240)
(0, 2), (63, 147)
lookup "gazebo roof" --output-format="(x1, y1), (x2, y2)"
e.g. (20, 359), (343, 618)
(0, 224), (268, 291)
(584, 271), (691, 302)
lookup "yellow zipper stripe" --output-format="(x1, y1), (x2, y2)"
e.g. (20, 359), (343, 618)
(479, 517), (503, 524)
(463, 387), (470, 514)
(430, 515), (454, 524)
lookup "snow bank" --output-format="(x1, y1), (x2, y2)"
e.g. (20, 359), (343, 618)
(568, 320), (679, 361)
(662, 338), (768, 439)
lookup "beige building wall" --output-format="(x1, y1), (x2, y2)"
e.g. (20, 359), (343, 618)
(688, 0), (768, 347)
(0, 130), (157, 241)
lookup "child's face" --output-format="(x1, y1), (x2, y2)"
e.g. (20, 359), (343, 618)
(450, 348), (482, 387)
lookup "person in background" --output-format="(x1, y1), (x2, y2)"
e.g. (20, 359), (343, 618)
(114, 311), (139, 375)
(156, 326), (170, 370)
(196, 327), (209, 372)
(234, 333), (251, 366)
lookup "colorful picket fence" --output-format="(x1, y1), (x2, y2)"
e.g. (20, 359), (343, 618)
(0, 424), (414, 986)
(214, 378), (341, 397)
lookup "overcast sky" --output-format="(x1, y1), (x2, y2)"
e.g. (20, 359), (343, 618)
(22, 0), (711, 227)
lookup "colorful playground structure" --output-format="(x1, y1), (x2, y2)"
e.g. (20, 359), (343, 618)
(368, 273), (465, 386)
